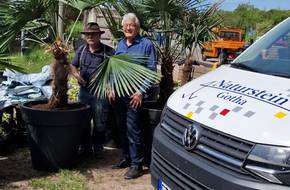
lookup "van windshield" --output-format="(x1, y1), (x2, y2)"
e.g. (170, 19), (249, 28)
(233, 18), (290, 78)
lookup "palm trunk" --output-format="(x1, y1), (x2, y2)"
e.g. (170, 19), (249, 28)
(181, 55), (194, 85)
(41, 41), (69, 109)
(181, 43), (201, 85)
(158, 54), (174, 107)
(47, 58), (69, 109)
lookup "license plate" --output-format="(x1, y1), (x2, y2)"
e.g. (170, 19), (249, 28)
(158, 178), (172, 190)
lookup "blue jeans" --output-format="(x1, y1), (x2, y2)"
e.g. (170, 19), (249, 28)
(78, 87), (108, 150)
(113, 97), (144, 167)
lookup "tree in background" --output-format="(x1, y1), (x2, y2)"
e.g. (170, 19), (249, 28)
(180, 2), (222, 84)
(219, 3), (290, 40)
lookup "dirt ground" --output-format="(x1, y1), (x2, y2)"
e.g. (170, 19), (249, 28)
(0, 146), (153, 190)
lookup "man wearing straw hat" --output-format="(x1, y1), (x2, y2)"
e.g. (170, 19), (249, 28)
(70, 22), (115, 158)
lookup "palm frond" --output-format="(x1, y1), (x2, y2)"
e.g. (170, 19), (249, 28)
(0, 0), (54, 52)
(61, 0), (117, 11)
(61, 0), (99, 11)
(89, 54), (160, 98)
(98, 5), (123, 40)
(179, 1), (223, 51)
(0, 54), (24, 72)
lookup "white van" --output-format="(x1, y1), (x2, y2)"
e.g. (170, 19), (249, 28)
(151, 18), (290, 190)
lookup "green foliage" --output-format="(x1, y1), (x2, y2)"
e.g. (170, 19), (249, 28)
(99, 5), (123, 40)
(256, 20), (274, 38)
(0, 54), (24, 72)
(66, 21), (83, 39)
(2, 113), (10, 123)
(0, 126), (6, 139)
(89, 54), (160, 98)
(219, 4), (290, 40)
(29, 170), (87, 190)
(0, 113), (11, 140)
(0, 127), (5, 137)
(68, 77), (80, 101)
(12, 46), (52, 73)
(0, 0), (54, 52)
(180, 2), (222, 51)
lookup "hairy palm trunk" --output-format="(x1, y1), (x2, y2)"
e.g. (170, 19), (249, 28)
(158, 55), (174, 107)
(45, 42), (69, 109)
(181, 44), (201, 85)
(48, 60), (69, 109)
(181, 56), (194, 85)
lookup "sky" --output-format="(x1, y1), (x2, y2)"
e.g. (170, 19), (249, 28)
(210, 0), (290, 11)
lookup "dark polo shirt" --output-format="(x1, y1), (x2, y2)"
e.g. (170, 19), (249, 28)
(72, 43), (115, 82)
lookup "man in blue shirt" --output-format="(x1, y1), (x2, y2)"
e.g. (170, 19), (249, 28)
(110, 13), (157, 179)
(71, 22), (114, 158)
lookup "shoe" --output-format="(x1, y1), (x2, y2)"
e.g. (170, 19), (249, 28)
(124, 166), (143, 179)
(112, 158), (130, 169)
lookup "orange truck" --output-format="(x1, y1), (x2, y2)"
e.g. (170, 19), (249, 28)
(202, 28), (245, 63)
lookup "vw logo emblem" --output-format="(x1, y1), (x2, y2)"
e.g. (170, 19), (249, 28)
(182, 124), (199, 151)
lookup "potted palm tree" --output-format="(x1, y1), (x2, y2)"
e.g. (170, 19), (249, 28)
(19, 40), (92, 171)
(0, 0), (93, 171)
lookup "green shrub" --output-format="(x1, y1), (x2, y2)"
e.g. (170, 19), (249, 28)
(12, 46), (52, 73)
(68, 77), (80, 102)
(66, 21), (83, 39)
(0, 113), (11, 140)
(0, 126), (6, 139)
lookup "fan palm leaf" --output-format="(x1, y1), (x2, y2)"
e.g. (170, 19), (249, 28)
(99, 4), (123, 40)
(0, 0), (54, 52)
(180, 1), (222, 51)
(0, 54), (23, 72)
(89, 54), (160, 98)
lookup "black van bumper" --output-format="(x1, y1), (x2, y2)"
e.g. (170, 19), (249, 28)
(151, 125), (289, 190)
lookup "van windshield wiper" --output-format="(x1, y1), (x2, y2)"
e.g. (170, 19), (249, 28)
(231, 62), (259, 72)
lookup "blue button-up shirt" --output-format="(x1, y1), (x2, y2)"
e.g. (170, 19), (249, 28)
(115, 35), (157, 71)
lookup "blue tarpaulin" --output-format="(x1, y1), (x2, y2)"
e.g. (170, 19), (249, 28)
(0, 65), (52, 109)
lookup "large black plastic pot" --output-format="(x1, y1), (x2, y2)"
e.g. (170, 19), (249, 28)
(140, 101), (162, 166)
(20, 101), (91, 172)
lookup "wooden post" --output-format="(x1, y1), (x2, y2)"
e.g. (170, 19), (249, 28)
(58, 1), (64, 41)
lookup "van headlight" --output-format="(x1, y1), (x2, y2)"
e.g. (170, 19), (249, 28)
(244, 144), (290, 185)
